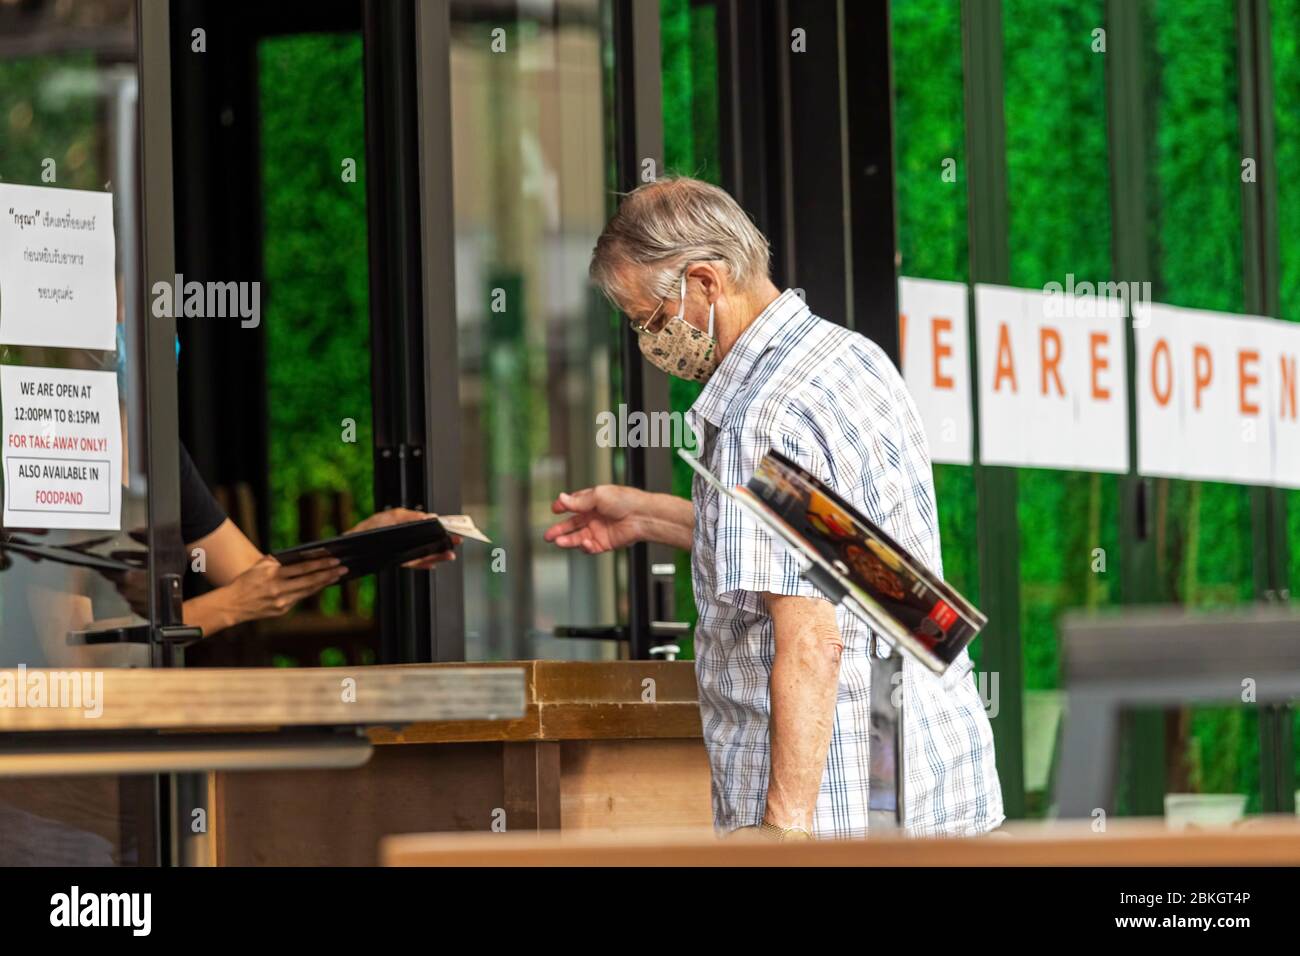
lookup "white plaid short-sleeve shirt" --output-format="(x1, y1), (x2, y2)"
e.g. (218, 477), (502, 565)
(685, 289), (1004, 839)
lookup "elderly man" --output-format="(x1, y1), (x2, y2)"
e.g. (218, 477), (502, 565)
(544, 177), (1003, 840)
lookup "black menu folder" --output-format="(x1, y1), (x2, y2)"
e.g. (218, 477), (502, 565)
(272, 517), (454, 583)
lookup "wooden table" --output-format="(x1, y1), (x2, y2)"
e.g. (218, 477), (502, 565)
(0, 665), (526, 734)
(213, 661), (712, 865)
(382, 817), (1300, 867)
(0, 664), (527, 865)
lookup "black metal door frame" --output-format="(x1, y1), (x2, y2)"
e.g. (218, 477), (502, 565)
(137, 0), (185, 866)
(365, 0), (453, 663)
(715, 0), (899, 355)
(611, 0), (669, 659)
(1236, 0), (1295, 814)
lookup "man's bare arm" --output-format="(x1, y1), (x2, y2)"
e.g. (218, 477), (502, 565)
(544, 487), (695, 553)
(764, 592), (843, 831)
(638, 492), (695, 550)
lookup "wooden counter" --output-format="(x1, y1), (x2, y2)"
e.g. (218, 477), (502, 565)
(0, 664), (528, 865)
(0, 665), (525, 732)
(213, 661), (712, 865)
(381, 817), (1300, 867)
(367, 660), (704, 744)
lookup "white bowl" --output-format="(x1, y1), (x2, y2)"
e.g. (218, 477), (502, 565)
(1163, 792), (1248, 829)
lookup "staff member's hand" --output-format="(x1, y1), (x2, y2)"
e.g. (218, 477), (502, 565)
(347, 507), (460, 570)
(544, 486), (647, 554)
(223, 555), (346, 623)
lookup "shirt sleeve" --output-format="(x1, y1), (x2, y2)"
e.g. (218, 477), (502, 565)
(712, 406), (833, 614)
(179, 443), (228, 545)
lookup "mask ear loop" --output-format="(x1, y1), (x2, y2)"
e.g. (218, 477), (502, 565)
(684, 270), (717, 338)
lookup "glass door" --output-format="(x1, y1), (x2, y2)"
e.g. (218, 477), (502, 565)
(0, 0), (162, 865)
(446, 0), (623, 661)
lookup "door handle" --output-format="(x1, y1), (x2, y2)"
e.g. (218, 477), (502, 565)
(552, 563), (692, 659)
(550, 622), (688, 660)
(68, 623), (204, 647)
(551, 625), (629, 641)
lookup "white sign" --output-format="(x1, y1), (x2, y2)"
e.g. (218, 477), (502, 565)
(1, 366), (121, 530)
(1135, 304), (1300, 488)
(0, 183), (117, 351)
(974, 284), (1129, 473)
(898, 277), (973, 465)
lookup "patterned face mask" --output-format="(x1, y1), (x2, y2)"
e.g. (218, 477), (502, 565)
(634, 272), (719, 383)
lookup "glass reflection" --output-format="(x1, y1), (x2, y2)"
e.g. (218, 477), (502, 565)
(450, 0), (619, 661)
(0, 0), (152, 867)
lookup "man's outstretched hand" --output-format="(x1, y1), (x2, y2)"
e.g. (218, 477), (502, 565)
(543, 486), (646, 554)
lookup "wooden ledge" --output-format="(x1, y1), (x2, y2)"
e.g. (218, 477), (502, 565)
(367, 660), (703, 744)
(383, 816), (1300, 866)
(0, 665), (525, 733)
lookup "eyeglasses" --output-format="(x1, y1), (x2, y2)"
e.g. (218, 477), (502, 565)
(631, 298), (672, 335)
(630, 268), (689, 335)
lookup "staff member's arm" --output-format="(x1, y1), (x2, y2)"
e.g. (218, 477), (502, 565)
(177, 445), (450, 636)
(764, 593), (842, 833)
(173, 445), (340, 636)
(182, 520), (345, 636)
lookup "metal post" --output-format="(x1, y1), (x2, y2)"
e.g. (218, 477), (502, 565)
(1104, 0), (1166, 817)
(960, 0), (1024, 818)
(612, 0), (668, 659)
(137, 0), (184, 866)
(411, 0), (467, 661)
(868, 645), (905, 830)
(1236, 0), (1295, 813)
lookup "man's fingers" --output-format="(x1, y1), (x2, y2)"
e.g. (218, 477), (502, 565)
(551, 488), (595, 515)
(551, 531), (580, 548)
(543, 513), (590, 542)
(553, 529), (600, 551)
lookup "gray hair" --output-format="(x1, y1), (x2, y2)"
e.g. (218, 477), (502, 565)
(589, 176), (771, 309)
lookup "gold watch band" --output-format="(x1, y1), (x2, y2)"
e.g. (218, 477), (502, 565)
(758, 820), (813, 842)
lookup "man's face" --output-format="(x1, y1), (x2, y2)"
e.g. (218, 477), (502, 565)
(619, 265), (691, 335)
(614, 267), (670, 333)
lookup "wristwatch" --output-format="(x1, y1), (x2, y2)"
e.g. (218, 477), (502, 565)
(757, 820), (814, 842)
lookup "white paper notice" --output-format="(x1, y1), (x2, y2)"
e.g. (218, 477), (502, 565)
(1135, 304), (1300, 488)
(0, 183), (117, 351)
(1, 366), (121, 530)
(898, 277), (973, 465)
(974, 284), (1129, 474)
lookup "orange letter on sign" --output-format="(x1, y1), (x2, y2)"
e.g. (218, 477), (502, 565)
(1239, 349), (1260, 416)
(1282, 353), (1298, 421)
(993, 322), (1017, 393)
(932, 317), (954, 389)
(1192, 345), (1213, 410)
(1152, 339), (1173, 407)
(1040, 327), (1064, 396)
(1090, 331), (1111, 400)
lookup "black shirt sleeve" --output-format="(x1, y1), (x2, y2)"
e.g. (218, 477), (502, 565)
(180, 443), (228, 545)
